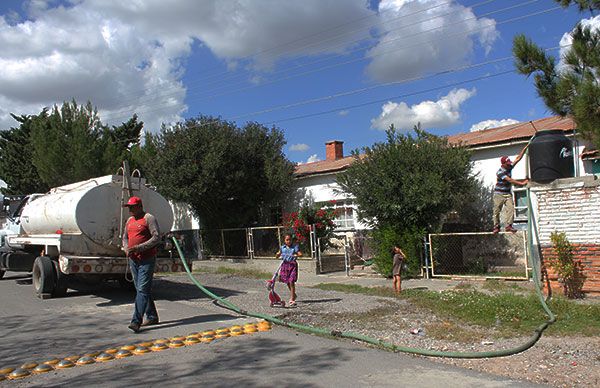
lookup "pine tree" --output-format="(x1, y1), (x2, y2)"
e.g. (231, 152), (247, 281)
(513, 1), (600, 147)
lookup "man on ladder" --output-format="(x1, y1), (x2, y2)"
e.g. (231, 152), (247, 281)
(493, 144), (529, 234)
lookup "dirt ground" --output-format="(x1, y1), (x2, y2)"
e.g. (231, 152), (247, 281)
(180, 272), (600, 388)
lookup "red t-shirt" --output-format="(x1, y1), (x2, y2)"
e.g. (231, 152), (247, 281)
(126, 215), (158, 260)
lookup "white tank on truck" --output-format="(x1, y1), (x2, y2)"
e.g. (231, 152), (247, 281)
(0, 171), (186, 299)
(19, 175), (173, 256)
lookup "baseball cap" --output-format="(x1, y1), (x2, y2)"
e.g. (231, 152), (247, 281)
(123, 196), (143, 207)
(500, 156), (512, 165)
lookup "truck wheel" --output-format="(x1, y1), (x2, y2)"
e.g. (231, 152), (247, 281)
(0, 269), (4, 279)
(33, 256), (55, 297)
(52, 260), (69, 297)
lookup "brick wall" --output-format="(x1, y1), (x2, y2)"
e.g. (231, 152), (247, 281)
(532, 176), (600, 296)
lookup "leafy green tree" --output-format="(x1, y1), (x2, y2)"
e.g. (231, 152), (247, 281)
(513, 1), (600, 147)
(0, 114), (49, 194)
(30, 101), (107, 187)
(337, 125), (477, 276)
(102, 114), (144, 173)
(338, 125), (475, 231)
(143, 116), (295, 229)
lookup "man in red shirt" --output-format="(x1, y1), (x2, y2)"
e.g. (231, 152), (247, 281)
(122, 196), (161, 333)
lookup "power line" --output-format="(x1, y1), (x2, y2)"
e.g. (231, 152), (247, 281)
(103, 0), (461, 109)
(144, 43), (568, 136)
(102, 0), (501, 121)
(104, 2), (559, 124)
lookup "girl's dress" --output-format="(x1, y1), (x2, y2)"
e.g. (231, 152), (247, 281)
(279, 244), (299, 284)
(392, 252), (405, 276)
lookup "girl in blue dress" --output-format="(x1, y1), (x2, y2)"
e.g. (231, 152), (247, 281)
(276, 234), (302, 306)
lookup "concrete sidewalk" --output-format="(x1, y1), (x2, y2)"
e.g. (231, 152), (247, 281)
(192, 258), (466, 292)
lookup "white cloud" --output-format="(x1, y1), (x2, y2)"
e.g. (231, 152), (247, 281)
(338, 110), (350, 116)
(366, 0), (498, 82)
(290, 143), (310, 152)
(0, 0), (373, 131)
(558, 15), (600, 72)
(371, 88), (476, 131)
(306, 154), (320, 163)
(469, 118), (519, 132)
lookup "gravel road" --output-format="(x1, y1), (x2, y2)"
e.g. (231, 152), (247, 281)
(171, 272), (600, 388)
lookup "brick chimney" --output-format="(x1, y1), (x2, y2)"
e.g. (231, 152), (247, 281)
(325, 140), (344, 161)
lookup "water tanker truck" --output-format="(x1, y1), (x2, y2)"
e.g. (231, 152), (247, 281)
(0, 172), (186, 298)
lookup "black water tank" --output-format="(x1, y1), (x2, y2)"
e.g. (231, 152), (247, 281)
(529, 130), (574, 183)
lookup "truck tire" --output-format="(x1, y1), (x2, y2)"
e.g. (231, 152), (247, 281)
(0, 269), (4, 279)
(33, 256), (55, 297)
(52, 260), (69, 297)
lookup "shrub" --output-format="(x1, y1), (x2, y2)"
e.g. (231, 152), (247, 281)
(549, 231), (585, 299)
(372, 225), (423, 278)
(282, 203), (337, 252)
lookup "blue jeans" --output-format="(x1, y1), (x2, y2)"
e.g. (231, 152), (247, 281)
(129, 257), (158, 324)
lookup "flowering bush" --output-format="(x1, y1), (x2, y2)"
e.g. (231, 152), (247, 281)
(282, 203), (337, 252)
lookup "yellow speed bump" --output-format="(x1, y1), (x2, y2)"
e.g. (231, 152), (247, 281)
(257, 321), (272, 331)
(168, 340), (185, 348)
(200, 335), (214, 343)
(133, 346), (151, 355)
(8, 368), (31, 379)
(84, 351), (101, 358)
(136, 341), (154, 348)
(215, 333), (230, 339)
(243, 324), (258, 334)
(104, 348), (119, 355)
(0, 367), (15, 375)
(150, 343), (169, 352)
(188, 332), (200, 338)
(64, 355), (80, 363)
(76, 356), (95, 366)
(229, 327), (244, 336)
(216, 328), (230, 334)
(43, 359), (61, 366)
(154, 338), (170, 345)
(120, 345), (136, 351)
(56, 360), (76, 369)
(95, 353), (115, 362)
(229, 325), (242, 331)
(115, 349), (133, 359)
(32, 364), (54, 374)
(20, 362), (38, 370)
(202, 330), (216, 337)
(170, 336), (186, 342)
(184, 337), (200, 345)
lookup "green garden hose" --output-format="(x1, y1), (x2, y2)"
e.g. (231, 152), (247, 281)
(172, 188), (555, 358)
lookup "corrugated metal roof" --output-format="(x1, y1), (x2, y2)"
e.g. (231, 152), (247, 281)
(447, 116), (576, 147)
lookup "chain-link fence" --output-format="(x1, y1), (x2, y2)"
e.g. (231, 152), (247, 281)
(199, 228), (249, 259)
(428, 231), (529, 279)
(249, 226), (284, 258)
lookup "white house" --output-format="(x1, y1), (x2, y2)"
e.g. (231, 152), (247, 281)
(293, 140), (368, 231)
(448, 115), (597, 226)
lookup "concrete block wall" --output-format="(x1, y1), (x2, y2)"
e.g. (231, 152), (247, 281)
(532, 176), (600, 295)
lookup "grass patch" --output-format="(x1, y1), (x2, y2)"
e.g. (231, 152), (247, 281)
(194, 266), (272, 279)
(482, 279), (532, 293)
(312, 283), (600, 337)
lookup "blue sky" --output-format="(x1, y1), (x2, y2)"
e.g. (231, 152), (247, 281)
(0, 0), (591, 163)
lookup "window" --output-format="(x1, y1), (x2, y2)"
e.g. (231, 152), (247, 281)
(320, 199), (356, 229)
(513, 188), (528, 222)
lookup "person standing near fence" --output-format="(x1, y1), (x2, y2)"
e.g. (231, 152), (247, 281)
(276, 234), (302, 306)
(392, 245), (406, 294)
(493, 144), (529, 234)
